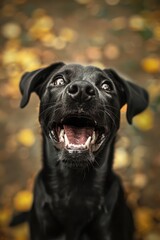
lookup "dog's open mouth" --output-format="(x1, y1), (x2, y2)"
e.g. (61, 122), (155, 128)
(49, 116), (107, 152)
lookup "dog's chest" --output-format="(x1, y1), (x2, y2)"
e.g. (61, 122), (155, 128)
(51, 182), (103, 226)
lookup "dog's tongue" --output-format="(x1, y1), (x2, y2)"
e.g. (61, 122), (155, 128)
(63, 125), (93, 145)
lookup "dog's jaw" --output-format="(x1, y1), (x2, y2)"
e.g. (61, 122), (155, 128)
(41, 113), (112, 169)
(48, 115), (109, 154)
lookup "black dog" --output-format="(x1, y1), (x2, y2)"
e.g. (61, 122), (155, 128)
(18, 62), (149, 240)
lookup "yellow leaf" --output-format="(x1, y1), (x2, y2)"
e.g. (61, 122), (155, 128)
(86, 47), (102, 61)
(111, 17), (127, 30)
(129, 15), (146, 31)
(148, 82), (160, 100)
(1, 22), (21, 39)
(134, 208), (153, 234)
(133, 109), (154, 131)
(34, 16), (54, 31)
(141, 57), (160, 73)
(17, 129), (35, 147)
(5, 38), (21, 49)
(0, 208), (12, 226)
(2, 48), (41, 70)
(41, 32), (56, 47)
(12, 224), (29, 240)
(2, 48), (19, 65)
(32, 8), (46, 18)
(17, 49), (41, 70)
(29, 16), (54, 40)
(114, 147), (130, 169)
(104, 43), (120, 60)
(60, 27), (77, 43)
(133, 173), (148, 188)
(52, 37), (66, 50)
(13, 190), (33, 212)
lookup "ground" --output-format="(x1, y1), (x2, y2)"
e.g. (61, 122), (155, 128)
(0, 0), (160, 239)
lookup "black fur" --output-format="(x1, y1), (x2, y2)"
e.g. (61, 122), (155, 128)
(14, 63), (149, 240)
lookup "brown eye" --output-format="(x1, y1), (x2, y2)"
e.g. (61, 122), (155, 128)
(101, 82), (113, 91)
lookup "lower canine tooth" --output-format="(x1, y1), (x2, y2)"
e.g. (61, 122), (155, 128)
(91, 131), (96, 144)
(85, 136), (92, 149)
(64, 134), (69, 147)
(49, 132), (52, 139)
(59, 129), (64, 142)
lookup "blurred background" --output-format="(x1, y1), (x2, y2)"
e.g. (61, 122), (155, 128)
(0, 0), (160, 239)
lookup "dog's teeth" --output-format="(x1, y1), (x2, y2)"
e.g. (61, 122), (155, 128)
(49, 132), (53, 139)
(64, 134), (69, 147)
(59, 129), (65, 142)
(85, 136), (91, 149)
(51, 130), (54, 136)
(91, 131), (96, 144)
(68, 143), (86, 150)
(49, 130), (56, 139)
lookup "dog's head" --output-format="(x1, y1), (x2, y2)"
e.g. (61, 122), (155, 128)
(20, 62), (149, 168)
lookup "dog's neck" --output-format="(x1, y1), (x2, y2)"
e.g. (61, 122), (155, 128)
(41, 132), (116, 197)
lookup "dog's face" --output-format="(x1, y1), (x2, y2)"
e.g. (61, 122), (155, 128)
(20, 62), (149, 168)
(40, 64), (121, 152)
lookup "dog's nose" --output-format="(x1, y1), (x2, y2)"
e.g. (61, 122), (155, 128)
(67, 81), (95, 101)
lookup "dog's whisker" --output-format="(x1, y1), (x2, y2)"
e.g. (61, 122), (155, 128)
(39, 106), (54, 117)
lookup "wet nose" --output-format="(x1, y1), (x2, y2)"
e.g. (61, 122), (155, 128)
(67, 81), (96, 101)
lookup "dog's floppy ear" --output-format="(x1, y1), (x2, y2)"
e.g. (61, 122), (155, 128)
(104, 69), (149, 124)
(20, 62), (65, 108)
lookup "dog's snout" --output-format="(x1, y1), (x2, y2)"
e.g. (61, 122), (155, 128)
(67, 81), (95, 101)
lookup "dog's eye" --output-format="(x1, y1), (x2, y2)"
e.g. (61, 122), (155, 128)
(51, 77), (65, 87)
(101, 82), (113, 91)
